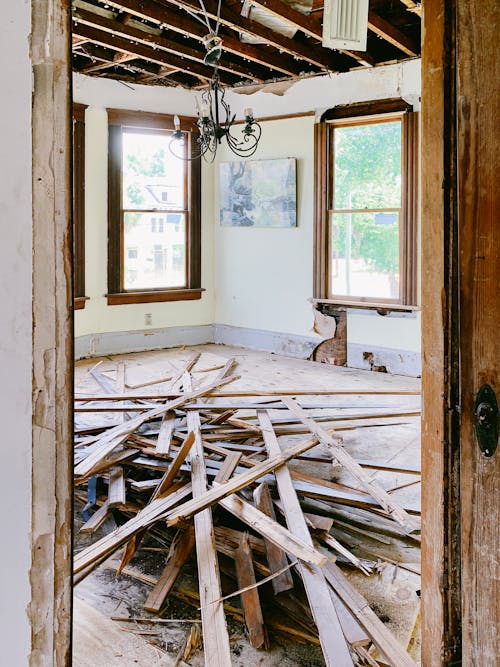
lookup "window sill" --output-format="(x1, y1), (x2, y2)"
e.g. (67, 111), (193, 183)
(312, 298), (420, 314)
(74, 296), (89, 310)
(106, 288), (204, 306)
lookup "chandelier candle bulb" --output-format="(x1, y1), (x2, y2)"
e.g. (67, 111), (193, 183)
(173, 115), (181, 131)
(244, 108), (254, 119)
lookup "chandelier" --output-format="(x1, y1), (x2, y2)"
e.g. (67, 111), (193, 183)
(169, 1), (262, 162)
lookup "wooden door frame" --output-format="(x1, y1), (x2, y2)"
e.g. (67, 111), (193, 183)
(30, 0), (497, 663)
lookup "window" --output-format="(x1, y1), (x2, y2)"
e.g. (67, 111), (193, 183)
(107, 109), (202, 305)
(314, 99), (418, 307)
(73, 103), (87, 309)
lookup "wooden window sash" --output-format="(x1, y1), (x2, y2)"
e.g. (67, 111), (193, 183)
(107, 112), (201, 305)
(314, 102), (419, 308)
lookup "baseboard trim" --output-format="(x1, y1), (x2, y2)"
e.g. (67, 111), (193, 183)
(75, 324), (214, 360)
(214, 324), (320, 359)
(347, 342), (421, 377)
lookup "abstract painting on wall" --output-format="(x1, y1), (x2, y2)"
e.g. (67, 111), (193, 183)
(219, 158), (297, 227)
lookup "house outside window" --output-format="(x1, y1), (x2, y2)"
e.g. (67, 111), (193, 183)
(107, 109), (202, 305)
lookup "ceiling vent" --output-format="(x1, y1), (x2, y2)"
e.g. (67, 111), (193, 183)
(322, 0), (369, 51)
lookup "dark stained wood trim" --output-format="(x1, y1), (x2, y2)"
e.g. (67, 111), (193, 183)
(107, 123), (122, 296)
(315, 102), (418, 307)
(74, 296), (89, 310)
(107, 289), (204, 305)
(73, 104), (87, 301)
(107, 108), (197, 132)
(313, 122), (331, 299)
(107, 111), (202, 302)
(402, 111), (419, 306)
(321, 98), (412, 122)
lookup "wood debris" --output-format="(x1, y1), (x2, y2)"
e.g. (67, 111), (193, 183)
(74, 353), (421, 666)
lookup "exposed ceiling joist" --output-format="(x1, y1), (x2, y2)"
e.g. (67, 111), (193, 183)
(367, 11), (418, 56)
(73, 6), (265, 82)
(241, 0), (374, 66)
(157, 0), (355, 70)
(95, 0), (305, 77)
(72, 21), (235, 83)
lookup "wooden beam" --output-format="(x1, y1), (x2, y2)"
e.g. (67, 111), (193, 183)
(156, 410), (176, 456)
(144, 526), (196, 613)
(73, 6), (264, 82)
(183, 372), (232, 667)
(234, 533), (267, 649)
(165, 433), (323, 527)
(281, 397), (420, 532)
(72, 22), (235, 84)
(96, 0), (303, 76)
(257, 411), (354, 666)
(367, 11), (419, 57)
(240, 0), (374, 66)
(107, 466), (126, 507)
(159, 0), (353, 71)
(253, 483), (294, 594)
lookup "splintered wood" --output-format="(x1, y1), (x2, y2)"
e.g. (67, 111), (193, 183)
(74, 352), (421, 666)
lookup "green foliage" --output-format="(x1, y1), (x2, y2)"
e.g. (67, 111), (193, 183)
(126, 148), (167, 178)
(333, 121), (401, 276)
(126, 183), (145, 208)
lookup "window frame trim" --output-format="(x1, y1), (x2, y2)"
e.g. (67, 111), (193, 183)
(73, 102), (87, 308)
(314, 100), (419, 308)
(107, 108), (202, 305)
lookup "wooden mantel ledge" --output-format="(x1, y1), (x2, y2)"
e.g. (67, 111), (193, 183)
(311, 298), (421, 314)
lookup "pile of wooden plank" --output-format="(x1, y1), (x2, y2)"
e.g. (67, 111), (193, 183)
(74, 353), (421, 666)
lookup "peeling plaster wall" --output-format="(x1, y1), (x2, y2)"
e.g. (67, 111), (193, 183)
(73, 75), (215, 337)
(0, 2), (33, 663)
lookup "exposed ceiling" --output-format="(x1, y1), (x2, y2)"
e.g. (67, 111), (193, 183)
(71, 0), (421, 89)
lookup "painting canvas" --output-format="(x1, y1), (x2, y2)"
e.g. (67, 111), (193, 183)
(220, 158), (297, 227)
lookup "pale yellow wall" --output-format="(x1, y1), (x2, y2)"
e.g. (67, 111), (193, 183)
(74, 107), (215, 337)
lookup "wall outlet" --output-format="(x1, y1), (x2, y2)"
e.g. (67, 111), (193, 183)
(145, 313), (152, 326)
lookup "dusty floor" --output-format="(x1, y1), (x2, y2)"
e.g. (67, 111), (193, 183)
(73, 344), (421, 666)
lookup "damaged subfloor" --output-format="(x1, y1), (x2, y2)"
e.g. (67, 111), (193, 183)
(73, 344), (421, 666)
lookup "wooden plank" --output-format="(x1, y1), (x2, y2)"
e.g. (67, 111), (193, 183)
(144, 526), (196, 613)
(235, 533), (267, 649)
(169, 352), (201, 391)
(107, 467), (126, 508)
(156, 409), (176, 456)
(75, 388), (420, 401)
(74, 483), (192, 576)
(74, 374), (238, 478)
(79, 501), (111, 534)
(213, 452), (242, 485)
(183, 372), (232, 667)
(322, 561), (416, 667)
(166, 433), (323, 527)
(257, 411), (353, 666)
(253, 483), (294, 595)
(367, 11), (419, 56)
(218, 494), (327, 567)
(152, 431), (196, 500)
(456, 0), (500, 662)
(281, 397), (420, 532)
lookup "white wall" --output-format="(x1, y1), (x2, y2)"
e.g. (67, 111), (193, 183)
(214, 60), (421, 355)
(0, 2), (32, 663)
(73, 75), (215, 337)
